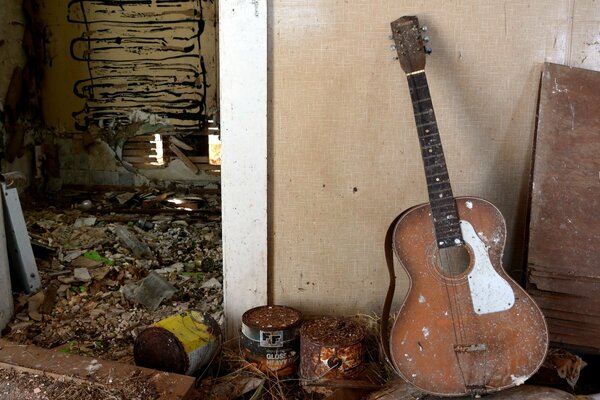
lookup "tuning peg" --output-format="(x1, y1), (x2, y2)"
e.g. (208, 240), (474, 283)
(425, 47), (432, 54)
(423, 36), (430, 43)
(421, 26), (428, 32)
(390, 44), (396, 50)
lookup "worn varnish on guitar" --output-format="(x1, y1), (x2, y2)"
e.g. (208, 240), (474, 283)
(383, 16), (548, 397)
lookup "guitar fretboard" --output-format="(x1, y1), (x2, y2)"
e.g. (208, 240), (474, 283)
(406, 71), (463, 248)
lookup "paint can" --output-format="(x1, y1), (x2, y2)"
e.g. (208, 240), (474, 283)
(300, 317), (365, 394)
(240, 305), (303, 376)
(134, 311), (221, 375)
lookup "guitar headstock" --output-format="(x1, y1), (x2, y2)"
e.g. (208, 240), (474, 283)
(390, 16), (430, 74)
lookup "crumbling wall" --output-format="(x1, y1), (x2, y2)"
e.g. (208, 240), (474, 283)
(0, 0), (32, 178)
(2, 0), (219, 189)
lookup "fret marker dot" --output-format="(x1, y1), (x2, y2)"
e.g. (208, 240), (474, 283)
(454, 238), (461, 245)
(439, 193), (443, 198)
(435, 178), (440, 181)
(429, 149), (433, 153)
(425, 129), (430, 133)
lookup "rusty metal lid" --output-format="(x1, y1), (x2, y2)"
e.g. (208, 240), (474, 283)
(134, 327), (188, 374)
(300, 317), (364, 348)
(242, 305), (302, 331)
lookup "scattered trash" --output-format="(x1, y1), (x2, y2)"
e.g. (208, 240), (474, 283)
(73, 268), (92, 282)
(122, 271), (177, 311)
(201, 277), (222, 290)
(83, 250), (114, 266)
(73, 217), (97, 228)
(134, 311), (221, 375)
(241, 305), (302, 377)
(78, 199), (93, 211)
(4, 190), (223, 364)
(300, 317), (366, 395)
(114, 225), (152, 259)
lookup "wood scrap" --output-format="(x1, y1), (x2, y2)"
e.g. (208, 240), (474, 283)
(169, 143), (199, 174)
(169, 136), (194, 151)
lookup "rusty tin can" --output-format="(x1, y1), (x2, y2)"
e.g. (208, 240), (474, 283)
(134, 311), (221, 375)
(241, 305), (303, 376)
(300, 317), (365, 390)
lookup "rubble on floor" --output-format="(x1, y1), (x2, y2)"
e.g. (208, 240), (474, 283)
(2, 189), (223, 365)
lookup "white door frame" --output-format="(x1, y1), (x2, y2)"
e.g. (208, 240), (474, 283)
(219, 0), (268, 338)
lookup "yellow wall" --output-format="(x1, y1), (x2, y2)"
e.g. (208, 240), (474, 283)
(268, 1), (600, 315)
(39, 0), (218, 132)
(0, 1), (25, 100)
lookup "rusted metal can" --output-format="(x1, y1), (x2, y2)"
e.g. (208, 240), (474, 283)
(134, 311), (221, 375)
(300, 317), (365, 393)
(240, 305), (302, 376)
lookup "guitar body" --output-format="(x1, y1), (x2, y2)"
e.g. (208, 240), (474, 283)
(389, 196), (548, 396)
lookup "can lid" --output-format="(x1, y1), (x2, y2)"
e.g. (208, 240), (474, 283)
(242, 305), (302, 330)
(301, 317), (364, 347)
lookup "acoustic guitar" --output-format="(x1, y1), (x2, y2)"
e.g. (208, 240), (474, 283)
(385, 16), (548, 396)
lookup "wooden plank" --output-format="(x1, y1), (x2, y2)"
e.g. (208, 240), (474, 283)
(123, 156), (161, 164)
(188, 156), (210, 163)
(126, 135), (156, 142)
(123, 142), (156, 149)
(168, 144), (199, 174)
(529, 289), (600, 315)
(0, 339), (195, 399)
(122, 149), (156, 157)
(527, 64), (600, 351)
(529, 271), (600, 296)
(169, 137), (194, 151)
(220, 0), (268, 339)
(130, 163), (167, 170)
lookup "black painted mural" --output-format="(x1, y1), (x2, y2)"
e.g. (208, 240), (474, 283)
(67, 0), (208, 132)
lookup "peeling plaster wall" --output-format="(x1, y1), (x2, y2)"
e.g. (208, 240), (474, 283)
(0, 1), (26, 99)
(268, 1), (600, 316)
(35, 0), (220, 186)
(40, 0), (218, 133)
(0, 0), (31, 178)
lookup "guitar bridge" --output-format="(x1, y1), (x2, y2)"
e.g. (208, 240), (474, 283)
(454, 343), (487, 353)
(465, 385), (488, 395)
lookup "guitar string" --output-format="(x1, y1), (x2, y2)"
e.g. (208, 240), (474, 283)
(439, 242), (470, 390)
(409, 72), (470, 391)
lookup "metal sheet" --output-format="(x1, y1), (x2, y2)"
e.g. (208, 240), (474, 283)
(1, 182), (40, 293)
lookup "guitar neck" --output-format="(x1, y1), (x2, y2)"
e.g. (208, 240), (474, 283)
(406, 71), (462, 248)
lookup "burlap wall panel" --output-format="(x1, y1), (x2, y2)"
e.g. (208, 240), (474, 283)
(268, 1), (600, 315)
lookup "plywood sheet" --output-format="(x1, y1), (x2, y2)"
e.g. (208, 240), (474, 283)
(527, 62), (600, 351)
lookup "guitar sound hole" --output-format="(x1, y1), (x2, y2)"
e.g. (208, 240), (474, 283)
(437, 245), (470, 277)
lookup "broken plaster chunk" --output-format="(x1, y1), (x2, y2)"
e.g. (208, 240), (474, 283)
(74, 267), (92, 282)
(155, 262), (184, 274)
(73, 217), (97, 228)
(201, 277), (222, 290)
(122, 271), (177, 311)
(114, 225), (152, 259)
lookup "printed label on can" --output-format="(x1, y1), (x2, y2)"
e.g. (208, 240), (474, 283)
(260, 330), (284, 347)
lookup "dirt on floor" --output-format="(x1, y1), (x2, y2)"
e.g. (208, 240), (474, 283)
(0, 367), (159, 400)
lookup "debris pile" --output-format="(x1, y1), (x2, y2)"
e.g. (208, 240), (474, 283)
(3, 190), (223, 364)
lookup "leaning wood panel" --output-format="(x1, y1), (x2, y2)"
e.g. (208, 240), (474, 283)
(527, 62), (600, 352)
